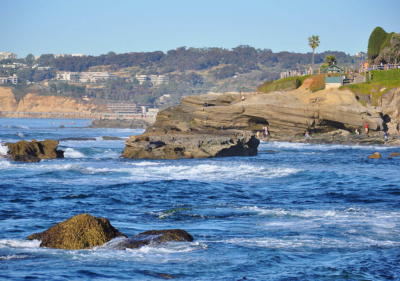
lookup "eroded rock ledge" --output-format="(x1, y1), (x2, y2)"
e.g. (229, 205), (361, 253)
(121, 131), (259, 159)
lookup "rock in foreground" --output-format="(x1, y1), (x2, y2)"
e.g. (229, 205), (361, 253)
(121, 131), (259, 159)
(5, 139), (64, 162)
(121, 229), (194, 249)
(28, 214), (127, 249)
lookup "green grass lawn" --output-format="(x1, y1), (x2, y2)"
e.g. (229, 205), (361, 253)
(340, 69), (400, 106)
(257, 75), (311, 93)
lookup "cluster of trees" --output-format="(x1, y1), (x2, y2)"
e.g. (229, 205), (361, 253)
(16, 69), (56, 83)
(37, 46), (355, 80)
(368, 27), (400, 63)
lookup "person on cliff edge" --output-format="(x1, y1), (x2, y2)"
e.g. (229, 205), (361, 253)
(365, 123), (369, 134)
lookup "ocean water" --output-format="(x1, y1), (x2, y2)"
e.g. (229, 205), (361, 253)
(1, 118), (400, 280)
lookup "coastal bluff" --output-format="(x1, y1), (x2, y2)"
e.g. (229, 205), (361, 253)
(150, 78), (385, 136)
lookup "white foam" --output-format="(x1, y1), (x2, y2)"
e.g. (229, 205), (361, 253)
(0, 144), (9, 157)
(0, 239), (41, 248)
(17, 132), (24, 137)
(0, 254), (29, 260)
(64, 148), (85, 158)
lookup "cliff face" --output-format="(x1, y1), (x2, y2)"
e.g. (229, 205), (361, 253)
(0, 87), (104, 113)
(148, 77), (386, 136)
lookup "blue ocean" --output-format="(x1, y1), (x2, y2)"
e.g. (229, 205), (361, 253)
(1, 118), (400, 280)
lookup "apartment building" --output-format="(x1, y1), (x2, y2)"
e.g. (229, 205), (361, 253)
(0, 74), (19, 84)
(56, 72), (80, 81)
(0, 52), (17, 60)
(80, 72), (116, 83)
(135, 75), (169, 85)
(56, 71), (116, 82)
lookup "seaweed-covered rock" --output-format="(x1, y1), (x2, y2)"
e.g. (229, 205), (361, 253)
(122, 229), (193, 249)
(5, 139), (64, 162)
(28, 214), (127, 249)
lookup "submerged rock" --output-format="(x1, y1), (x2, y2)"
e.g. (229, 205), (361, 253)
(121, 131), (259, 159)
(367, 152), (382, 159)
(121, 229), (194, 249)
(102, 136), (124, 141)
(5, 139), (64, 162)
(389, 152), (400, 157)
(28, 214), (127, 249)
(59, 137), (96, 141)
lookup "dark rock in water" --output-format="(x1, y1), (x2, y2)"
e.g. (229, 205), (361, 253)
(144, 271), (179, 279)
(59, 137), (96, 141)
(13, 155), (41, 162)
(367, 152), (382, 159)
(59, 125), (65, 128)
(28, 214), (127, 249)
(89, 118), (152, 129)
(389, 152), (400, 157)
(122, 229), (193, 249)
(122, 131), (259, 160)
(5, 139), (64, 162)
(102, 136), (124, 141)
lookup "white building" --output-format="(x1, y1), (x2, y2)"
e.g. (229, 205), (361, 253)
(56, 72), (80, 81)
(0, 74), (19, 84)
(135, 74), (169, 85)
(54, 54), (72, 59)
(71, 54), (87, 57)
(79, 72), (116, 83)
(56, 71), (116, 83)
(0, 52), (17, 60)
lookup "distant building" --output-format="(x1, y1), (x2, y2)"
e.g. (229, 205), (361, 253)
(2, 64), (16, 69)
(0, 52), (17, 60)
(54, 54), (72, 59)
(56, 72), (80, 82)
(135, 74), (169, 85)
(34, 56), (40, 61)
(71, 54), (87, 57)
(355, 52), (366, 58)
(37, 66), (54, 70)
(56, 71), (116, 82)
(79, 72), (116, 83)
(0, 74), (19, 84)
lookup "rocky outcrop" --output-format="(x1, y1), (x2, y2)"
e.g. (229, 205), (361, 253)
(121, 229), (193, 249)
(28, 214), (126, 249)
(5, 139), (64, 162)
(121, 131), (259, 159)
(148, 81), (385, 137)
(28, 214), (194, 250)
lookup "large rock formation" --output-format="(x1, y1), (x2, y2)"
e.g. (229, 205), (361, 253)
(5, 139), (64, 162)
(147, 79), (385, 137)
(122, 131), (259, 159)
(28, 214), (127, 249)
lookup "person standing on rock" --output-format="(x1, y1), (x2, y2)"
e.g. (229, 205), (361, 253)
(384, 132), (388, 144)
(365, 123), (369, 134)
(397, 123), (400, 135)
(305, 131), (310, 139)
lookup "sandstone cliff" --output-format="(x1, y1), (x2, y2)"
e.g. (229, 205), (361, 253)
(148, 77), (385, 136)
(0, 87), (104, 113)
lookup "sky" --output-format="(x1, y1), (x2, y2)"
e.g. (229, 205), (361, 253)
(1, 0), (400, 58)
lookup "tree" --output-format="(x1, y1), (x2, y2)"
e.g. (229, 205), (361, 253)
(25, 54), (35, 64)
(308, 35), (320, 69)
(324, 55), (337, 66)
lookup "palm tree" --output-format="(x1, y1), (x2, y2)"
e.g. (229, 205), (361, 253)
(308, 35), (320, 69)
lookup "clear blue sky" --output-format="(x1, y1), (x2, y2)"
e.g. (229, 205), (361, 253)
(1, 0), (399, 58)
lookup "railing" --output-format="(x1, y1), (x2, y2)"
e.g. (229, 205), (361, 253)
(361, 63), (399, 72)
